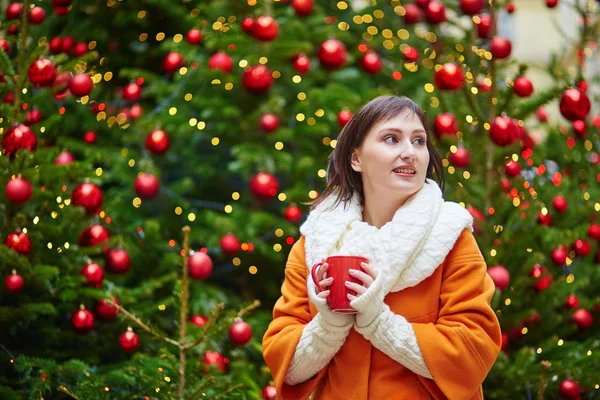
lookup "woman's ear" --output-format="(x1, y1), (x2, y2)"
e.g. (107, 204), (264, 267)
(350, 150), (362, 172)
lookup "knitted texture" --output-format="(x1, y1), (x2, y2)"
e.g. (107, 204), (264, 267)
(350, 273), (385, 328)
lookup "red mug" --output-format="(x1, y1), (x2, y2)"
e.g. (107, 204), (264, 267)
(311, 255), (368, 314)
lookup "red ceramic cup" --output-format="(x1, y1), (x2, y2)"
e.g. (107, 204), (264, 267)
(311, 255), (368, 314)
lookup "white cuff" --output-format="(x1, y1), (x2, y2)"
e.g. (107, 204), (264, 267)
(350, 274), (385, 328)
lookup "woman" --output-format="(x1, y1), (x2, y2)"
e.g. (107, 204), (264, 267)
(262, 95), (502, 400)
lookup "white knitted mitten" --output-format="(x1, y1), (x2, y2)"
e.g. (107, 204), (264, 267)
(349, 274), (385, 328)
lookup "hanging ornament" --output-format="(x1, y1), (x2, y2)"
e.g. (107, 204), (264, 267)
(476, 14), (491, 38)
(229, 321), (252, 346)
(530, 264), (553, 291)
(6, 3), (23, 19)
(72, 183), (103, 215)
(220, 233), (241, 255)
(284, 205), (303, 223)
(72, 42), (89, 57)
(120, 328), (140, 353)
(134, 173), (160, 199)
(186, 28), (203, 45)
(433, 63), (464, 91)
(459, 0), (484, 15)
(449, 147), (470, 168)
(572, 309), (593, 330)
(402, 46), (419, 62)
(0, 39), (10, 53)
(489, 116), (517, 146)
(123, 83), (141, 101)
(292, 54), (311, 74)
(60, 36), (75, 53)
(551, 246), (568, 266)
(490, 37), (512, 59)
(434, 113), (458, 137)
(48, 36), (61, 53)
(505, 3), (515, 13)
(360, 51), (382, 75)
(291, 0), (313, 16)
(80, 262), (104, 288)
(572, 239), (591, 257)
(1, 124), (37, 158)
(250, 172), (279, 200)
(190, 315), (208, 328)
(318, 39), (348, 70)
(565, 295), (580, 309)
(572, 120), (587, 139)
(559, 89), (590, 121)
(467, 205), (484, 235)
(538, 210), (552, 226)
(242, 65), (274, 94)
(403, 4), (423, 24)
(501, 332), (509, 351)
(241, 17), (255, 34)
(338, 110), (353, 127)
(53, 72), (72, 99)
(425, 1), (446, 24)
(536, 107), (548, 122)
(146, 129), (170, 155)
(208, 52), (233, 73)
(79, 224), (110, 247)
(69, 73), (93, 97)
(4, 231), (32, 256)
(95, 296), (119, 320)
(53, 5), (70, 16)
(261, 386), (278, 400)
(83, 131), (96, 144)
(487, 265), (510, 291)
(252, 16), (279, 42)
(6, 177), (33, 204)
(106, 249), (131, 274)
(25, 109), (44, 126)
(4, 270), (24, 294)
(588, 223), (600, 240)
(163, 52), (185, 74)
(552, 196), (568, 213)
(513, 77), (534, 97)
(500, 179), (511, 192)
(203, 351), (229, 373)
(188, 252), (213, 280)
(260, 114), (280, 133)
(415, 0), (430, 8)
(72, 308), (95, 333)
(546, 0), (558, 8)
(28, 58), (57, 87)
(505, 160), (521, 178)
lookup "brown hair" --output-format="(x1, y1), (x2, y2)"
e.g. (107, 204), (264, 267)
(305, 95), (445, 211)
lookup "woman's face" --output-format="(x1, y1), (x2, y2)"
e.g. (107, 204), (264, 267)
(350, 108), (430, 203)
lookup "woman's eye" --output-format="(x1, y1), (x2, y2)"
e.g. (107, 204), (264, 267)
(384, 136), (396, 143)
(414, 138), (426, 145)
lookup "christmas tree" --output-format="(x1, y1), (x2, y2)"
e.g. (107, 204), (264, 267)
(1, 0), (599, 399)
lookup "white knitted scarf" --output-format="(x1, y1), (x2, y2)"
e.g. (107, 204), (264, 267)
(300, 179), (474, 295)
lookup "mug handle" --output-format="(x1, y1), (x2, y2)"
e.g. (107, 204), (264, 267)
(310, 261), (326, 293)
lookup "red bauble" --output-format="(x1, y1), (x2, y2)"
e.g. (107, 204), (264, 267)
(186, 28), (203, 45)
(361, 52), (382, 75)
(69, 73), (93, 97)
(501, 332), (509, 351)
(2, 124), (37, 157)
(72, 183), (103, 215)
(72, 42), (88, 57)
(292, 0), (313, 16)
(6, 177), (32, 204)
(402, 46), (419, 62)
(7, 25), (18, 35)
(449, 148), (470, 168)
(5, 272), (24, 294)
(559, 89), (590, 121)
(79, 224), (110, 247)
(416, 0), (430, 8)
(120, 330), (140, 353)
(434, 113), (458, 137)
(52, 0), (73, 6)
(490, 37), (512, 59)
(242, 65), (274, 94)
(252, 16), (279, 42)
(188, 252), (213, 280)
(588, 223), (600, 240)
(559, 379), (580, 399)
(403, 4), (423, 24)
(128, 104), (143, 120)
(53, 5), (70, 16)
(134, 173), (160, 199)
(552, 196), (568, 213)
(28, 58), (57, 87)
(241, 17), (254, 34)
(0, 39), (10, 53)
(284, 205), (303, 223)
(487, 265), (510, 291)
(163, 52), (185, 74)
(229, 321), (252, 346)
(318, 39), (348, 70)
(80, 263), (104, 287)
(565, 294), (580, 309)
(260, 114), (280, 133)
(476, 14), (491, 38)
(208, 52), (233, 73)
(95, 297), (119, 320)
(572, 309), (593, 330)
(220, 233), (241, 255)
(572, 120), (587, 139)
(293, 54), (311, 74)
(425, 1), (446, 24)
(53, 72), (72, 99)
(433, 63), (464, 91)
(25, 109), (43, 126)
(250, 172), (279, 200)
(500, 179), (511, 192)
(572, 239), (591, 257)
(123, 83), (141, 101)
(83, 131), (96, 144)
(338, 110), (353, 127)
(467, 205), (484, 235)
(3, 92), (14, 104)
(146, 129), (170, 154)
(530, 264), (553, 291)
(4, 232), (33, 255)
(106, 249), (131, 274)
(546, 0), (558, 8)
(72, 309), (95, 333)
(505, 3), (515, 13)
(538, 210), (552, 226)
(551, 246), (568, 266)
(513, 77), (534, 97)
(489, 116), (517, 146)
(459, 0), (484, 15)
(536, 107), (548, 122)
(261, 386), (278, 400)
(6, 3), (23, 19)
(60, 36), (75, 53)
(190, 315), (208, 328)
(203, 351), (229, 373)
(505, 160), (521, 178)
(29, 7), (46, 24)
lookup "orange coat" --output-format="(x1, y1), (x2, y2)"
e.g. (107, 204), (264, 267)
(263, 229), (502, 400)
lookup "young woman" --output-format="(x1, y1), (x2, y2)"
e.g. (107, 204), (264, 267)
(262, 95), (502, 399)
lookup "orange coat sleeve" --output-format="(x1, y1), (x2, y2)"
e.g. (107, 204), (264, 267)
(412, 229), (502, 400)
(262, 237), (328, 400)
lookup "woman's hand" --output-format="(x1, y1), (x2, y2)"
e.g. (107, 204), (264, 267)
(346, 262), (378, 302)
(309, 261), (355, 327)
(315, 262), (334, 299)
(347, 262), (385, 328)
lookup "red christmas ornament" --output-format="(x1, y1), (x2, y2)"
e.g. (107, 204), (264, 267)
(7, 25), (18, 35)
(123, 83), (141, 101)
(588, 223), (600, 240)
(3, 92), (14, 104)
(5, 271), (24, 294)
(459, 0), (484, 15)
(28, 7), (46, 24)
(53, 72), (72, 99)
(134, 173), (160, 199)
(467, 205), (485, 235)
(72, 183), (103, 215)
(284, 205), (303, 223)
(505, 3), (515, 13)
(188, 252), (213, 280)
(338, 110), (353, 127)
(128, 104), (143, 120)
(252, 16), (279, 42)
(546, 0), (558, 8)
(0, 39), (10, 53)
(530, 264), (553, 291)
(572, 120), (587, 139)
(69, 73), (93, 97)
(434, 113), (458, 137)
(403, 4), (423, 24)
(293, 54), (311, 74)
(361, 52), (382, 75)
(551, 246), (568, 266)
(25, 109), (43, 126)
(449, 148), (470, 168)
(260, 114), (280, 133)
(83, 131), (96, 144)
(146, 129), (170, 155)
(500, 179), (511, 191)
(415, 0), (430, 8)
(565, 294), (580, 309)
(28, 58), (57, 87)
(261, 386), (278, 400)
(572, 309), (593, 330)
(538, 210), (552, 226)
(490, 37), (512, 59)
(72, 42), (89, 57)
(489, 116), (517, 146)
(190, 315), (208, 328)
(501, 332), (509, 351)
(203, 351), (229, 373)
(208, 52), (233, 73)
(2, 124), (37, 157)
(52, 0), (73, 6)
(119, 329), (140, 353)
(433, 63), (464, 91)
(250, 172), (279, 200)
(53, 5), (70, 16)
(220, 233), (241, 255)
(242, 65), (274, 94)
(6, 177), (32, 204)
(229, 321), (252, 346)
(4, 231), (33, 255)
(241, 17), (254, 34)
(47, 36), (60, 54)
(291, 0), (313, 16)
(80, 262), (104, 288)
(163, 52), (185, 74)
(55, 151), (75, 165)
(402, 46), (419, 62)
(487, 265), (510, 291)
(552, 196), (568, 213)
(572, 239), (591, 257)
(505, 160), (521, 178)
(60, 36), (75, 53)
(6, 3), (23, 19)
(536, 107), (548, 122)
(425, 1), (446, 24)
(476, 14), (491, 38)
(513, 77), (534, 97)
(106, 249), (131, 274)
(95, 296), (119, 320)
(186, 28), (203, 45)
(72, 309), (95, 333)
(559, 89), (591, 121)
(79, 224), (110, 247)
(318, 39), (348, 70)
